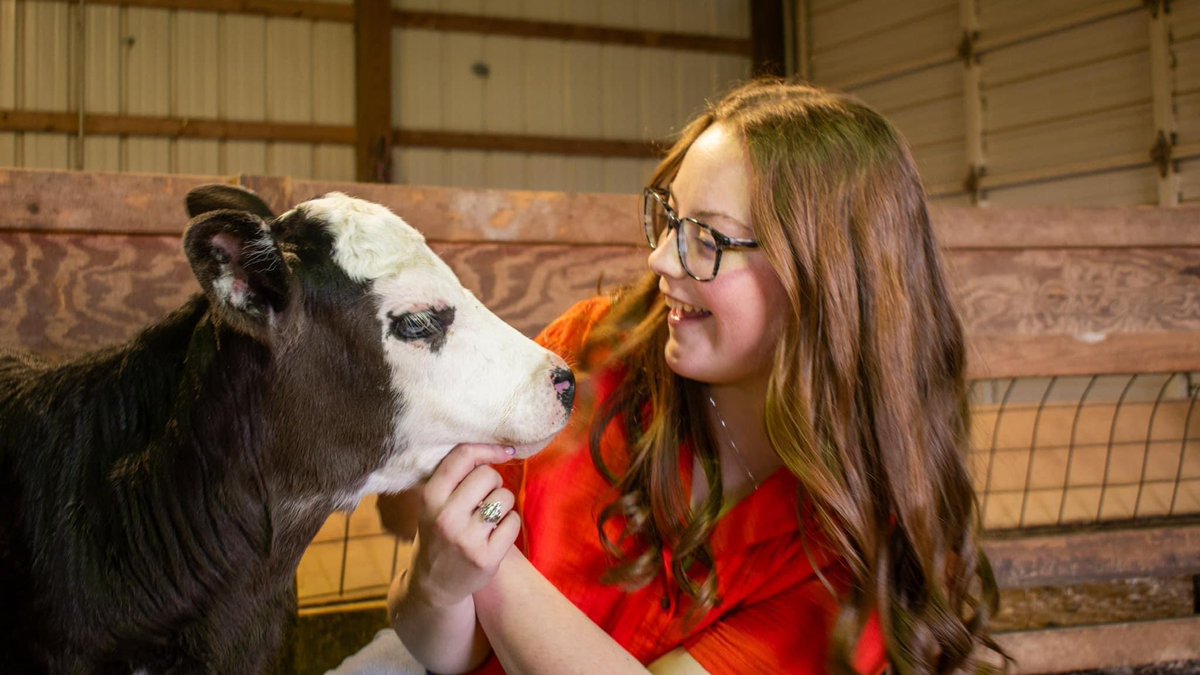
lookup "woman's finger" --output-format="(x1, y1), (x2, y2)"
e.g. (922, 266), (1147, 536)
(422, 444), (513, 508)
(470, 486), (515, 532)
(487, 509), (521, 554)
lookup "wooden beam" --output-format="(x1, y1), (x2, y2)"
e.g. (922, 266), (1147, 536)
(0, 110), (661, 159)
(26, 0), (748, 55)
(392, 10), (750, 56)
(8, 170), (1200, 247)
(750, 0), (787, 76)
(991, 616), (1200, 673)
(354, 0), (392, 183)
(393, 129), (661, 160)
(967, 333), (1200, 379)
(0, 110), (355, 144)
(983, 523), (1200, 590)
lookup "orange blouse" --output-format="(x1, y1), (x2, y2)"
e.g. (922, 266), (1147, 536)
(477, 297), (886, 674)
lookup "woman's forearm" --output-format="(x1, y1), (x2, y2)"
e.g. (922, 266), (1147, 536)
(473, 549), (649, 675)
(388, 567), (492, 673)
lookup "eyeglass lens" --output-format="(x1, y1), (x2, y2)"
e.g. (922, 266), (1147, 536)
(644, 192), (720, 280)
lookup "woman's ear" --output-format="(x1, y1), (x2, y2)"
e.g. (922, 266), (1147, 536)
(184, 209), (289, 338)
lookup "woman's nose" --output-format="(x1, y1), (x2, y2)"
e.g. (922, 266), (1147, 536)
(647, 230), (685, 279)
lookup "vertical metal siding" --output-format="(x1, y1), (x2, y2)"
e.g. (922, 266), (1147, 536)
(389, 0), (751, 194)
(1, 0), (749, 193)
(1, 0), (19, 165)
(175, 10), (220, 176)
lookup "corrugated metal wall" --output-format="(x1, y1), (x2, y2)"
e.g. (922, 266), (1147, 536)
(0, 0), (751, 195)
(806, 0), (1196, 207)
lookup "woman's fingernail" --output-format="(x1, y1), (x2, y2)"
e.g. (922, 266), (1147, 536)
(505, 446), (516, 456)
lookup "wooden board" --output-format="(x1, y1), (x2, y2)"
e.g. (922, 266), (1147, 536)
(3, 168), (1199, 380)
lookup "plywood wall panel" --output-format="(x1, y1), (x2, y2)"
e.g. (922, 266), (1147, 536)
(1176, 35), (1200, 102)
(1181, 158), (1200, 205)
(851, 62), (962, 113)
(811, 0), (953, 52)
(810, 0), (958, 87)
(914, 139), (967, 191)
(977, 0), (1135, 38)
(985, 52), (1151, 134)
(986, 102), (1154, 178)
(980, 12), (1147, 85)
(987, 167), (1157, 207)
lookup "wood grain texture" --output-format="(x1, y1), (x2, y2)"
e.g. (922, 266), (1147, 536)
(6, 169), (1200, 247)
(0, 169), (230, 234)
(984, 523), (1200, 589)
(2, 169), (1198, 378)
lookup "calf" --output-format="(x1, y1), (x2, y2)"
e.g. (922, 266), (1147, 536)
(0, 186), (574, 673)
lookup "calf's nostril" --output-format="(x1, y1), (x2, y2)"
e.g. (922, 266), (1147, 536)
(551, 367), (575, 412)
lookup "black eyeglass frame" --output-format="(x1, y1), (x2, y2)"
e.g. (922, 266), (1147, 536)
(643, 187), (760, 282)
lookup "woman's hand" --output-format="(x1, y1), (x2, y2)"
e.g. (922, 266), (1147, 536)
(407, 443), (521, 609)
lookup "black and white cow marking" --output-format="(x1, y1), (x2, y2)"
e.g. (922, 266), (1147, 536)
(0, 185), (574, 673)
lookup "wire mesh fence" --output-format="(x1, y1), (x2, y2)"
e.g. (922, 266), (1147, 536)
(296, 372), (1200, 607)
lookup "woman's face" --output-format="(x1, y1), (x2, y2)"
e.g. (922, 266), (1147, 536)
(648, 123), (787, 390)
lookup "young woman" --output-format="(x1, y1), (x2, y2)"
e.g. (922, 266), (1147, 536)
(387, 79), (1002, 674)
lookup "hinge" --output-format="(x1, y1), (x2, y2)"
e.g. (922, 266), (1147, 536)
(1150, 130), (1174, 178)
(957, 30), (980, 64)
(963, 164), (985, 197)
(1144, 0), (1172, 18)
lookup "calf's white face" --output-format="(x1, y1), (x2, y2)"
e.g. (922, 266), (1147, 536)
(301, 193), (572, 494)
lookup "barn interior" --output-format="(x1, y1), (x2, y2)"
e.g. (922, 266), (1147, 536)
(1, 0), (1198, 672)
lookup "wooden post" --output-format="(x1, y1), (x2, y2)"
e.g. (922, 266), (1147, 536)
(960, 0), (985, 205)
(1147, 0), (1179, 206)
(750, 0), (786, 77)
(354, 0), (392, 183)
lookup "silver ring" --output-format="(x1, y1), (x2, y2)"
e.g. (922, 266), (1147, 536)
(478, 501), (505, 525)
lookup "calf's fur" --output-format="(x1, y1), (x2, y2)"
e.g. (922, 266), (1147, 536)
(0, 186), (565, 672)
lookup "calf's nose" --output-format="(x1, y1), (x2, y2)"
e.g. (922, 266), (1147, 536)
(551, 367), (575, 412)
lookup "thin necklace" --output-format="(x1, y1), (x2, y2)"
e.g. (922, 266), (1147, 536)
(707, 395), (760, 491)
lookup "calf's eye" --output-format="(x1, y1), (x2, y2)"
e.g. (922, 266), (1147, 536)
(387, 307), (455, 344)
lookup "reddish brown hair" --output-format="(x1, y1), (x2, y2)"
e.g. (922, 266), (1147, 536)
(585, 79), (1002, 673)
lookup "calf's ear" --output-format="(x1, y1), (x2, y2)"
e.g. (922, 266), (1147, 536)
(184, 209), (289, 337)
(186, 184), (276, 220)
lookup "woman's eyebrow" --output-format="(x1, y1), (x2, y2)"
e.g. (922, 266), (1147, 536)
(690, 209), (752, 234)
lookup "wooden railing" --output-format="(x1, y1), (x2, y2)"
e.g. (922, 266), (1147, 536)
(3, 168), (1198, 672)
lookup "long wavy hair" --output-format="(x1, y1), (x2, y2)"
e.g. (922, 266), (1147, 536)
(583, 79), (1002, 672)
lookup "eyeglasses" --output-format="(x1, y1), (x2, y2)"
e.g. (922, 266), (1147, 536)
(642, 187), (759, 282)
